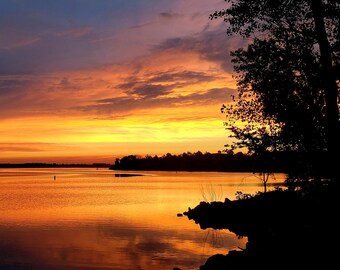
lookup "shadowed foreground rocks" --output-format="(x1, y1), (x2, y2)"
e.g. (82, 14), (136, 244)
(184, 186), (337, 270)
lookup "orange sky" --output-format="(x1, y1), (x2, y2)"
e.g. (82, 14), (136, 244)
(0, 0), (245, 163)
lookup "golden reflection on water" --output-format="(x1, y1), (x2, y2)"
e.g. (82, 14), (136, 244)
(0, 169), (285, 269)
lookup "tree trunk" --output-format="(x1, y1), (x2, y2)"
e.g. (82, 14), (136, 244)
(310, 0), (340, 184)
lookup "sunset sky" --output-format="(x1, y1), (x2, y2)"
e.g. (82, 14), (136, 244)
(0, 0), (245, 163)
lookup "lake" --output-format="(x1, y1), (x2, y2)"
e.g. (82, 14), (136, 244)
(0, 168), (286, 270)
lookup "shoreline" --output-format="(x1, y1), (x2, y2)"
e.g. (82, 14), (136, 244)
(182, 185), (337, 269)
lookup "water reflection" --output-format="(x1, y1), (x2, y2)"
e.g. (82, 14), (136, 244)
(0, 169), (284, 269)
(0, 222), (245, 270)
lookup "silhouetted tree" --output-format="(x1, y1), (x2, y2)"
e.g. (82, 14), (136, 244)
(211, 0), (340, 184)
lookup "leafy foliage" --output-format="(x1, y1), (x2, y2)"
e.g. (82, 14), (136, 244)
(211, 0), (340, 181)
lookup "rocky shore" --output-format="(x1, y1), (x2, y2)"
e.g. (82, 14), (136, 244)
(183, 186), (337, 269)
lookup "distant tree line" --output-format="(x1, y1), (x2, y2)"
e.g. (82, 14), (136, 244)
(0, 163), (111, 168)
(110, 151), (322, 174)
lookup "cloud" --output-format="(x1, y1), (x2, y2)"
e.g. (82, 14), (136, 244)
(0, 143), (60, 153)
(118, 70), (217, 89)
(0, 25), (237, 119)
(128, 84), (174, 98)
(0, 74), (93, 119)
(0, 3), (235, 119)
(129, 22), (154, 30)
(53, 26), (93, 38)
(0, 0), (234, 75)
(0, 51), (235, 119)
(116, 70), (220, 99)
(147, 70), (217, 84)
(0, 35), (40, 50)
(155, 26), (248, 72)
(159, 12), (181, 19)
(84, 87), (234, 115)
(0, 77), (32, 93)
(0, 0), (241, 161)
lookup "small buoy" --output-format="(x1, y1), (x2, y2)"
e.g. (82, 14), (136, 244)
(53, 175), (56, 181)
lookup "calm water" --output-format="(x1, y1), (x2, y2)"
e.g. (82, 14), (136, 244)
(0, 168), (286, 270)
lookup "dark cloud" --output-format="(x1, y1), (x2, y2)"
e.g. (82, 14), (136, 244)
(129, 22), (154, 30)
(82, 87), (235, 115)
(117, 80), (139, 90)
(129, 84), (174, 98)
(148, 70), (217, 83)
(155, 26), (248, 72)
(116, 70), (221, 100)
(119, 70), (217, 89)
(189, 87), (235, 103)
(159, 12), (181, 19)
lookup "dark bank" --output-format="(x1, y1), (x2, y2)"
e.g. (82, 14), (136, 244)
(182, 182), (337, 270)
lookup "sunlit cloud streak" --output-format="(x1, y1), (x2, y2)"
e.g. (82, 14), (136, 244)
(87, 87), (233, 115)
